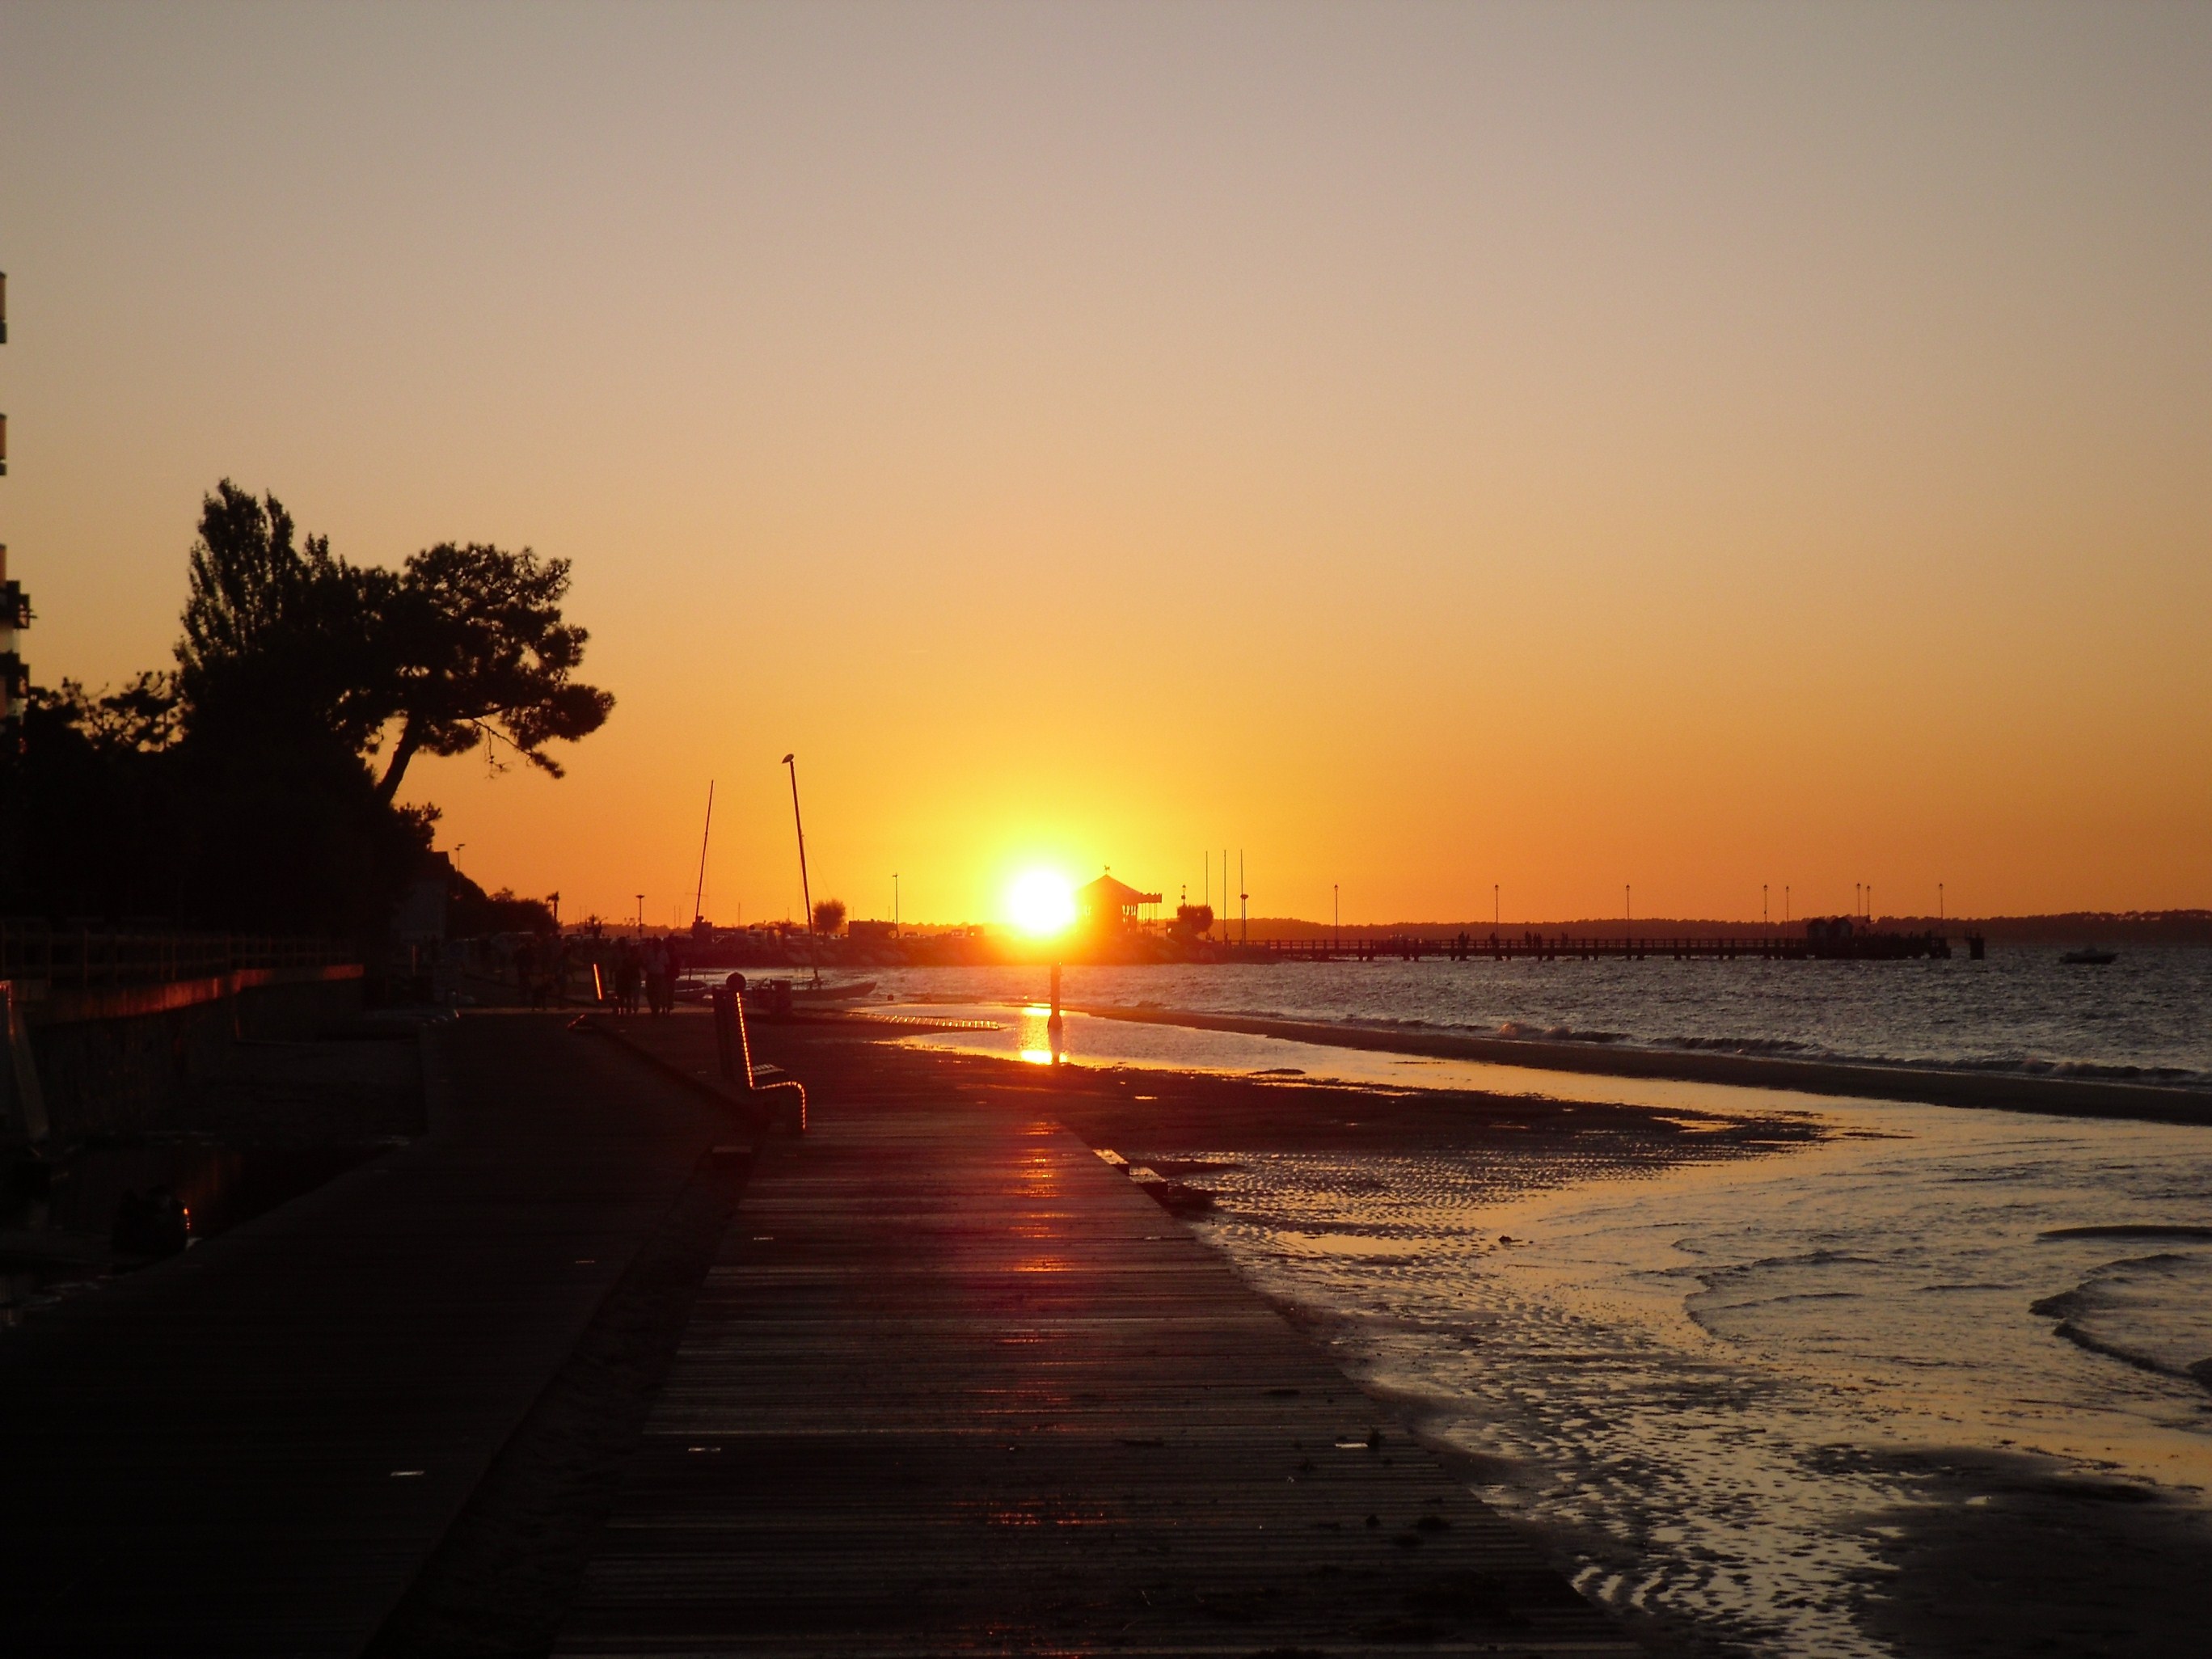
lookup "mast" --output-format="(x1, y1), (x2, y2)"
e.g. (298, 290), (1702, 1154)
(782, 754), (821, 986)
(691, 780), (715, 928)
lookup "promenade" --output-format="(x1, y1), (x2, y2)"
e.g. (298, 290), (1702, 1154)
(1, 1010), (1630, 1657)
(0, 1014), (734, 1657)
(562, 1017), (1631, 1656)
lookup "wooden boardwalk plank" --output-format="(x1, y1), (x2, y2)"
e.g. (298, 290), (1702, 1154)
(559, 1022), (1634, 1657)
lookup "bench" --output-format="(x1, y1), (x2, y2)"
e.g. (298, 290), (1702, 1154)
(709, 985), (807, 1132)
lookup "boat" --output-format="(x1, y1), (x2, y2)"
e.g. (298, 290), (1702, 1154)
(792, 978), (876, 1002)
(674, 975), (877, 1004)
(2060, 948), (2117, 965)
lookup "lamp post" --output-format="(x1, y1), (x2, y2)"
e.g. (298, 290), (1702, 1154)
(893, 872), (899, 936)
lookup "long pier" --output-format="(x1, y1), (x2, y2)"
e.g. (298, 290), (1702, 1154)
(1251, 930), (1961, 962)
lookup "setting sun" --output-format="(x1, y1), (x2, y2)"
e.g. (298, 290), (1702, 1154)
(1007, 870), (1076, 937)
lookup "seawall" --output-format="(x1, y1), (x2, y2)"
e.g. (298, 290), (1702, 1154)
(1, 965), (364, 1146)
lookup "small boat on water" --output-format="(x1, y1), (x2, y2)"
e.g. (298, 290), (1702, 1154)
(674, 975), (877, 1003)
(793, 978), (876, 1002)
(2060, 948), (2117, 965)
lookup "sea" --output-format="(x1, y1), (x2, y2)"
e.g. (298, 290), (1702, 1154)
(860, 948), (2212, 1655)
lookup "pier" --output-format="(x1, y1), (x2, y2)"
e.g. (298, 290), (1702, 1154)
(1253, 930), (1960, 962)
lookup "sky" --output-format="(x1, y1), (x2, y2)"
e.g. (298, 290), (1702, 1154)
(2, 1), (2207, 927)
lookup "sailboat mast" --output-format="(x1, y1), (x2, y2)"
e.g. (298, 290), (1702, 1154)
(691, 781), (715, 927)
(782, 754), (821, 986)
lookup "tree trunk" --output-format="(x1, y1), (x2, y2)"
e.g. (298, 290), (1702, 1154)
(376, 721), (423, 805)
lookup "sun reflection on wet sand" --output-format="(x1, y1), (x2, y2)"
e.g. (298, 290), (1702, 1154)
(1175, 1100), (2212, 1655)
(874, 1002), (1843, 1120)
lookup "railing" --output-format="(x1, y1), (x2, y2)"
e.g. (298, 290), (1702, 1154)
(0, 920), (355, 986)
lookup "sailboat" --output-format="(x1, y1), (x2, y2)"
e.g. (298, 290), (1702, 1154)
(778, 752), (874, 1003)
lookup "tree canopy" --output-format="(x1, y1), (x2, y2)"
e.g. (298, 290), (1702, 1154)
(2, 480), (612, 940)
(178, 482), (395, 753)
(374, 542), (614, 803)
(174, 483), (612, 796)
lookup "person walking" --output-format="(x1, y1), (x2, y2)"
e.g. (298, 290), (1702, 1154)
(615, 939), (642, 1015)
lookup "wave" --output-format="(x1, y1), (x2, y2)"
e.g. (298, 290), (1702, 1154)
(2030, 1251), (2212, 1393)
(1463, 1023), (2212, 1090)
(1492, 1020), (1628, 1045)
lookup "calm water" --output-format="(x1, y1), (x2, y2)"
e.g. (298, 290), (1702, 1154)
(872, 944), (2212, 1083)
(865, 955), (2212, 1654)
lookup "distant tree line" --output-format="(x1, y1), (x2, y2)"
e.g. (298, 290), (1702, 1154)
(0, 482), (610, 941)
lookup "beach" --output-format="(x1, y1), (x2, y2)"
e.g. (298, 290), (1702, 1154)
(8, 990), (2210, 1656)
(842, 973), (2212, 1657)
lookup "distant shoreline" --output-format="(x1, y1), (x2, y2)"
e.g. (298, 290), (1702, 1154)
(1203, 916), (2212, 948)
(1076, 1004), (2212, 1125)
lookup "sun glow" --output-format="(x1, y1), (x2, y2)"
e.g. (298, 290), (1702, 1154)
(1007, 870), (1076, 937)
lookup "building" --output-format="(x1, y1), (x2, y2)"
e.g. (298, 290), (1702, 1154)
(1075, 872), (1163, 934)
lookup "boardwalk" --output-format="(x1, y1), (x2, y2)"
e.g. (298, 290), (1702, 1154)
(561, 1019), (1632, 1657)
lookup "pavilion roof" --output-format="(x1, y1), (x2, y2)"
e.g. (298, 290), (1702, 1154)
(1077, 872), (1163, 906)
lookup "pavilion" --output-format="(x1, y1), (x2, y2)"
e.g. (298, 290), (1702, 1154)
(1074, 872), (1163, 934)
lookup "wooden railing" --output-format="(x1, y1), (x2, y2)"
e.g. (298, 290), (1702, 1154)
(0, 921), (354, 986)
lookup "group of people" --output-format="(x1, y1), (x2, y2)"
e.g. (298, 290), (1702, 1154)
(610, 935), (683, 1016)
(512, 934), (575, 1009)
(501, 931), (690, 1015)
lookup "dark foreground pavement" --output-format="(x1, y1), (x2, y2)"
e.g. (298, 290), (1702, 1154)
(0, 1015), (732, 1657)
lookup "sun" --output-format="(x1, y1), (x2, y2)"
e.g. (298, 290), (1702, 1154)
(1007, 869), (1077, 936)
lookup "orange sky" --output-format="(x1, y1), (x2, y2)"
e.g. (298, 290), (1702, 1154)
(4, 2), (2207, 927)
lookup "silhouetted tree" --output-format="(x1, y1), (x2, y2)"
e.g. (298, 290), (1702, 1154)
(0, 678), (187, 918)
(813, 897), (846, 935)
(2, 481), (611, 940)
(447, 872), (557, 936)
(374, 542), (613, 803)
(177, 482), (395, 753)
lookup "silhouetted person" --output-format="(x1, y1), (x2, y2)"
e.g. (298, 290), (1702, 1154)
(615, 939), (642, 1015)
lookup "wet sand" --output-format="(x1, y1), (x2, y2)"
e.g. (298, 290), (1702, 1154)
(1079, 1003), (2212, 1125)
(930, 1036), (2212, 1657)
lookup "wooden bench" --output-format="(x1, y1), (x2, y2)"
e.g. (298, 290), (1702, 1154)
(709, 985), (806, 1132)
